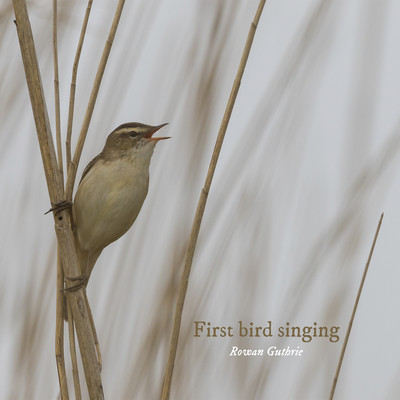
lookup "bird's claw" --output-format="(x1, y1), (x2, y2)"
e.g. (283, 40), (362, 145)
(45, 200), (73, 215)
(63, 273), (89, 292)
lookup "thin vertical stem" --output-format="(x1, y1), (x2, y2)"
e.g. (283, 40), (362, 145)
(161, 1), (267, 399)
(65, 0), (126, 201)
(66, 0), (94, 172)
(329, 213), (384, 399)
(67, 303), (82, 400)
(53, 0), (63, 181)
(85, 294), (102, 369)
(53, 3), (68, 397)
(55, 247), (69, 400)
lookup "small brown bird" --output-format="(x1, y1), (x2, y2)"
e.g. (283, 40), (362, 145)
(72, 122), (169, 283)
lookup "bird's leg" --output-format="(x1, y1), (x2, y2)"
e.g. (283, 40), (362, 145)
(44, 200), (73, 215)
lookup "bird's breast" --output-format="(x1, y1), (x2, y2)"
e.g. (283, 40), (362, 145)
(73, 158), (150, 252)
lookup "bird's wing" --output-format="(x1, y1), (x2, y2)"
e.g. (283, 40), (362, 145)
(79, 153), (103, 185)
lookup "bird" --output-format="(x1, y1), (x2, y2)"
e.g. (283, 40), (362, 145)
(72, 122), (170, 284)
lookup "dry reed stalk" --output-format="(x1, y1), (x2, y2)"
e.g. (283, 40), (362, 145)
(160, 1), (267, 399)
(53, 0), (63, 177)
(65, 0), (126, 201)
(85, 294), (102, 368)
(13, 0), (103, 397)
(55, 246), (69, 400)
(329, 213), (384, 399)
(52, 3), (68, 397)
(67, 303), (82, 400)
(66, 0), (94, 172)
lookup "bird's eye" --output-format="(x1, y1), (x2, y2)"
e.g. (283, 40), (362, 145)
(129, 131), (138, 137)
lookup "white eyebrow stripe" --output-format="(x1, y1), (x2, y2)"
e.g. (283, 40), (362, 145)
(116, 127), (136, 134)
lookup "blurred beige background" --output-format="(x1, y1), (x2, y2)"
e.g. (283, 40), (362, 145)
(1, 0), (400, 399)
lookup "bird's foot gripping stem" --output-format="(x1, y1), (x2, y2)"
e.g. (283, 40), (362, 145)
(44, 200), (73, 215)
(63, 273), (89, 292)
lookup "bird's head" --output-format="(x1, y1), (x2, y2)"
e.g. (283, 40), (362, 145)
(102, 122), (170, 161)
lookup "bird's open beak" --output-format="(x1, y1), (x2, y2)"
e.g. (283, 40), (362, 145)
(144, 123), (170, 141)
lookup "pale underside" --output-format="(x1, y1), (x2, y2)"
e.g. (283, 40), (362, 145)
(73, 156), (150, 278)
